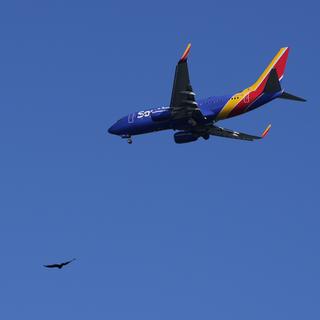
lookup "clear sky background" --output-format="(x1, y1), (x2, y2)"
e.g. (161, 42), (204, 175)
(0, 0), (318, 319)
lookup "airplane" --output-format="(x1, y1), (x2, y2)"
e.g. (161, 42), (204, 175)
(108, 44), (306, 144)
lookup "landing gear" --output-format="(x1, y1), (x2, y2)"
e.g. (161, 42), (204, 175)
(121, 135), (132, 144)
(202, 133), (210, 140)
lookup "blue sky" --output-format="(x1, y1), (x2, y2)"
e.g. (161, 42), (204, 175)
(0, 0), (318, 319)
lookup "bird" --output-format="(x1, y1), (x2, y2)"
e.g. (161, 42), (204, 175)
(43, 258), (76, 269)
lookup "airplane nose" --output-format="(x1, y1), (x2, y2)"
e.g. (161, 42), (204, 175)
(108, 124), (117, 134)
(108, 117), (128, 135)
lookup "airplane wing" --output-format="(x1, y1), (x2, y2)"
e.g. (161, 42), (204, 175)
(169, 44), (205, 123)
(207, 124), (271, 141)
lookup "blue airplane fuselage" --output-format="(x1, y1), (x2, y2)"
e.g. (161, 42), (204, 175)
(108, 46), (305, 143)
(108, 92), (280, 137)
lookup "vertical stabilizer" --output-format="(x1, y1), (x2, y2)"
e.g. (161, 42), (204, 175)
(252, 47), (290, 94)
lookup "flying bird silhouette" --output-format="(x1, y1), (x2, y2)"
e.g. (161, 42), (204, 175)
(44, 258), (76, 269)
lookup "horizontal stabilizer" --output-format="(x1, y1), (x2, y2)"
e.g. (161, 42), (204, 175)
(279, 91), (306, 102)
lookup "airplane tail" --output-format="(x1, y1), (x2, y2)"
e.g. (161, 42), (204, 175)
(279, 91), (306, 102)
(252, 47), (306, 102)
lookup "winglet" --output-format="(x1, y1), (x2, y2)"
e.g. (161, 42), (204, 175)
(180, 43), (191, 62)
(261, 124), (272, 138)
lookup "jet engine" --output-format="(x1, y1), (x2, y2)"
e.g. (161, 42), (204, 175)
(151, 109), (172, 122)
(174, 131), (199, 144)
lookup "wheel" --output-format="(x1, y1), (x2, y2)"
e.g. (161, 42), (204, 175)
(127, 138), (133, 144)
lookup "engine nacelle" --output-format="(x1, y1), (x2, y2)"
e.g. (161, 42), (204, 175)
(174, 131), (199, 144)
(151, 110), (171, 122)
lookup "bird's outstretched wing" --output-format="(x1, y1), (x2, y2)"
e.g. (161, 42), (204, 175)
(44, 263), (60, 268)
(61, 258), (76, 267)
